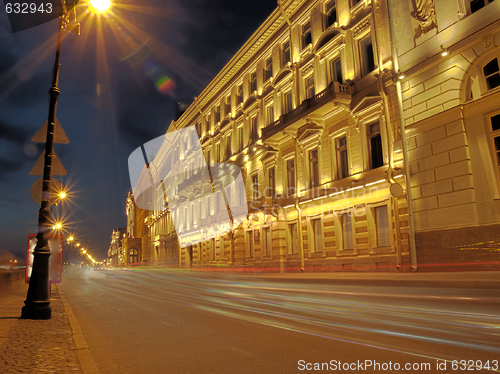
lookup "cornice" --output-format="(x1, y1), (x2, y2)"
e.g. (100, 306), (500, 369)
(176, 0), (306, 128)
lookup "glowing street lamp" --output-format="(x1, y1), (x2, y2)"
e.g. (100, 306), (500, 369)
(89, 0), (113, 14)
(52, 222), (63, 230)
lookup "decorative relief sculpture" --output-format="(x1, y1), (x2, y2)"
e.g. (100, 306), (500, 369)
(482, 34), (493, 49)
(411, 0), (437, 37)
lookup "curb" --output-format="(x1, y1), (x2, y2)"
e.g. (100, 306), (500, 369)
(241, 276), (500, 289)
(58, 288), (99, 374)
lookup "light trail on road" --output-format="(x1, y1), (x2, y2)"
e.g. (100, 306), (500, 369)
(61, 268), (500, 373)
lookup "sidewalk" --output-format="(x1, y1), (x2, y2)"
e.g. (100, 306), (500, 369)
(0, 283), (84, 373)
(232, 270), (500, 289)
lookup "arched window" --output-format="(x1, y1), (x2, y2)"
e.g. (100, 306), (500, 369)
(483, 57), (500, 91)
(129, 248), (139, 264)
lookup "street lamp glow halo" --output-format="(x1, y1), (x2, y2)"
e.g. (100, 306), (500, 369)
(88, 0), (113, 14)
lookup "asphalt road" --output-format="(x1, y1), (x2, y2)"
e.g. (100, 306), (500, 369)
(59, 268), (500, 373)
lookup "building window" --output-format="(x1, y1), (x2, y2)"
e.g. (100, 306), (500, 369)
(312, 218), (323, 253)
(375, 205), (390, 247)
(211, 239), (216, 260)
(214, 191), (220, 215)
(490, 113), (500, 175)
(470, 0), (495, 13)
(264, 227), (272, 256)
(215, 105), (220, 123)
(251, 115), (259, 142)
(129, 248), (139, 264)
(265, 57), (273, 81)
(331, 57), (342, 83)
(288, 223), (298, 254)
(483, 58), (500, 91)
(226, 134), (232, 158)
(205, 115), (211, 134)
(268, 167), (276, 197)
(368, 122), (384, 169)
(224, 184), (232, 207)
(302, 21), (312, 49)
(360, 36), (375, 76)
(325, 0), (337, 28)
(237, 83), (243, 104)
(239, 126), (245, 151)
(284, 91), (293, 114)
(305, 75), (315, 99)
(252, 174), (259, 202)
(203, 194), (209, 218)
(239, 179), (246, 205)
(267, 105), (274, 126)
(286, 159), (295, 196)
(216, 143), (220, 163)
(336, 135), (349, 179)
(351, 0), (362, 6)
(341, 213), (353, 250)
(220, 188), (226, 210)
(309, 149), (320, 188)
(282, 41), (291, 66)
(225, 95), (231, 115)
(247, 231), (254, 258)
(251, 71), (257, 92)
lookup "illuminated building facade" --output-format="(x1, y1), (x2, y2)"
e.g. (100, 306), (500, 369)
(121, 192), (143, 266)
(107, 227), (126, 266)
(142, 0), (412, 271)
(133, 0), (500, 271)
(391, 0), (500, 269)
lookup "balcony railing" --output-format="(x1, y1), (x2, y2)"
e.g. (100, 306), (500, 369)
(262, 81), (351, 140)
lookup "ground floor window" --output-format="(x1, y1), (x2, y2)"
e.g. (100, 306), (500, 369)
(288, 223), (298, 254)
(129, 248), (139, 264)
(264, 227), (272, 256)
(246, 231), (254, 258)
(312, 218), (323, 253)
(374, 205), (390, 247)
(341, 213), (353, 250)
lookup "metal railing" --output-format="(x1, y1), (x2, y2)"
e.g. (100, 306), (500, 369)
(262, 81), (351, 139)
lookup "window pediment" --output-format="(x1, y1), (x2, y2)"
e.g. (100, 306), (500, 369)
(351, 96), (382, 120)
(297, 122), (323, 144)
(314, 28), (345, 54)
(272, 67), (293, 88)
(258, 145), (278, 162)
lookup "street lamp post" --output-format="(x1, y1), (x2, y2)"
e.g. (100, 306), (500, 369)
(21, 14), (68, 320)
(22, 0), (111, 319)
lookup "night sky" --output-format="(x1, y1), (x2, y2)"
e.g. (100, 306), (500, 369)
(0, 0), (277, 261)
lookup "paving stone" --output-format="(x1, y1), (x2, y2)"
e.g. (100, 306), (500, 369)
(0, 288), (82, 373)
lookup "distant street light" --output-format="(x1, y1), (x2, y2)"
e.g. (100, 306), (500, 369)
(52, 222), (63, 230)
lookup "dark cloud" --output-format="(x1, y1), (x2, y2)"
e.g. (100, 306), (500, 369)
(178, 0), (277, 73)
(0, 49), (49, 105)
(116, 77), (174, 149)
(0, 157), (23, 179)
(0, 118), (30, 144)
(0, 118), (42, 181)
